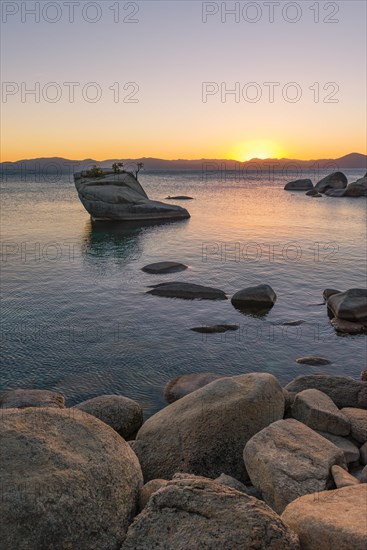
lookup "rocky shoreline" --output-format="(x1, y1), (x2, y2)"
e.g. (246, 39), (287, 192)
(284, 171), (367, 197)
(1, 371), (367, 549)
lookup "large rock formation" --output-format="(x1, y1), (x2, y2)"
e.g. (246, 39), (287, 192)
(73, 394), (144, 439)
(285, 374), (367, 409)
(122, 474), (300, 549)
(315, 172), (348, 193)
(0, 408), (143, 550)
(243, 419), (346, 513)
(133, 373), (285, 482)
(74, 170), (190, 221)
(343, 177), (367, 197)
(281, 485), (367, 550)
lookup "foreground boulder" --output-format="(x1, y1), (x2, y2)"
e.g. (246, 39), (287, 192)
(73, 394), (143, 439)
(141, 261), (188, 274)
(164, 372), (223, 403)
(231, 284), (277, 314)
(343, 176), (367, 197)
(315, 172), (348, 193)
(0, 408), (143, 550)
(291, 389), (350, 435)
(147, 282), (227, 300)
(0, 389), (65, 409)
(122, 475), (300, 549)
(285, 374), (367, 409)
(134, 373), (285, 482)
(281, 485), (367, 550)
(244, 419), (346, 513)
(341, 408), (367, 443)
(284, 179), (313, 191)
(327, 288), (367, 323)
(74, 170), (190, 221)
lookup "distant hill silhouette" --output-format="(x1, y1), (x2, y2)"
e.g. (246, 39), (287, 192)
(1, 152), (366, 175)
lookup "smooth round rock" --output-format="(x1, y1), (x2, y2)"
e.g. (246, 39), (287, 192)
(73, 395), (144, 439)
(327, 289), (367, 323)
(141, 262), (188, 274)
(231, 284), (277, 314)
(315, 172), (348, 193)
(0, 408), (143, 550)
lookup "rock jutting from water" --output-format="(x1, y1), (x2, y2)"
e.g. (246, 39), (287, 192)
(190, 324), (239, 334)
(315, 172), (348, 193)
(141, 261), (188, 274)
(74, 169), (190, 222)
(284, 179), (313, 191)
(146, 281), (227, 300)
(231, 284), (277, 314)
(165, 195), (194, 200)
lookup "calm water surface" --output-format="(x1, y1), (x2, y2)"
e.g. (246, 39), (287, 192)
(1, 170), (366, 416)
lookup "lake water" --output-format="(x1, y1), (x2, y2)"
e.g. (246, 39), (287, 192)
(1, 169), (366, 416)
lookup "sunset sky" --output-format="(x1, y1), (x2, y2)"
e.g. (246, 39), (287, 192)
(1, 0), (366, 162)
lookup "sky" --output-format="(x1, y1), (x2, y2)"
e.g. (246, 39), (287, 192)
(1, 0), (366, 162)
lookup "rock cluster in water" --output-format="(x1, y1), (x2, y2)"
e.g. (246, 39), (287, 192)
(284, 171), (367, 197)
(1, 372), (367, 549)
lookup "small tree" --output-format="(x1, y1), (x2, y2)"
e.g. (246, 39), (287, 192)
(112, 163), (120, 174)
(85, 165), (104, 178)
(135, 162), (144, 179)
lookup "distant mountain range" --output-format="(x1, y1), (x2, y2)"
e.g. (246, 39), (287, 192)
(1, 153), (366, 174)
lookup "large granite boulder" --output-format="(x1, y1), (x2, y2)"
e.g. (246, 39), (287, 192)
(164, 372), (224, 403)
(243, 419), (346, 513)
(291, 389), (350, 435)
(331, 465), (360, 488)
(315, 172), (348, 193)
(231, 284), (277, 314)
(281, 485), (367, 550)
(74, 171), (190, 221)
(133, 373), (285, 482)
(122, 474), (300, 549)
(0, 388), (65, 409)
(0, 408), (143, 550)
(284, 179), (313, 191)
(316, 432), (360, 464)
(341, 408), (367, 443)
(73, 394), (144, 439)
(327, 288), (367, 323)
(147, 281), (227, 300)
(343, 177), (367, 197)
(285, 374), (367, 409)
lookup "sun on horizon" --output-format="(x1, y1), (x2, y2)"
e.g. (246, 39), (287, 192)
(231, 141), (286, 162)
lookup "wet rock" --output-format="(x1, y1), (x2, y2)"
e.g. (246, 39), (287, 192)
(327, 288), (367, 323)
(190, 324), (239, 334)
(244, 419), (346, 513)
(331, 465), (359, 488)
(284, 179), (313, 191)
(147, 282), (227, 300)
(331, 317), (367, 334)
(122, 474), (300, 549)
(315, 172), (348, 193)
(295, 356), (331, 366)
(341, 408), (367, 443)
(285, 374), (367, 409)
(165, 195), (194, 200)
(164, 372), (223, 403)
(291, 389), (350, 436)
(0, 408), (143, 550)
(73, 395), (144, 439)
(231, 284), (277, 314)
(323, 288), (341, 301)
(134, 373), (285, 483)
(142, 261), (188, 274)
(281, 485), (367, 550)
(0, 389), (65, 409)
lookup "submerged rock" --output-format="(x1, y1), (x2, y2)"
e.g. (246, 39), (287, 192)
(133, 373), (285, 482)
(141, 261), (188, 274)
(190, 324), (239, 334)
(165, 195), (194, 200)
(146, 281), (227, 300)
(0, 408), (143, 550)
(284, 179), (313, 191)
(327, 288), (367, 323)
(315, 172), (348, 193)
(244, 419), (346, 513)
(122, 474), (300, 549)
(231, 284), (277, 314)
(0, 389), (65, 409)
(74, 170), (190, 222)
(295, 356), (331, 366)
(73, 394), (143, 439)
(164, 372), (223, 403)
(281, 485), (367, 550)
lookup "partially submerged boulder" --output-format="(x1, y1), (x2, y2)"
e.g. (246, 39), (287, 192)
(0, 389), (65, 409)
(285, 374), (367, 409)
(190, 324), (239, 334)
(147, 281), (227, 300)
(74, 171), (190, 221)
(281, 485), (367, 550)
(73, 394), (143, 439)
(134, 373), (285, 482)
(343, 177), (367, 197)
(295, 356), (331, 365)
(141, 261), (188, 274)
(315, 172), (348, 193)
(291, 389), (350, 436)
(243, 419), (346, 513)
(122, 475), (300, 549)
(231, 284), (277, 314)
(0, 408), (143, 550)
(164, 372), (224, 403)
(327, 288), (367, 323)
(330, 317), (367, 334)
(284, 179), (313, 191)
